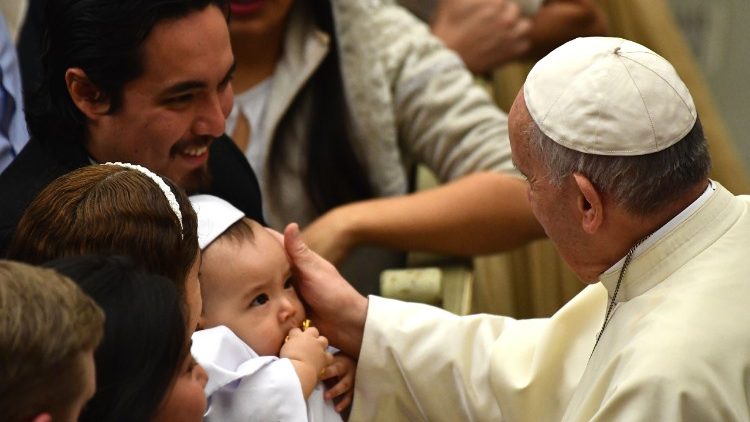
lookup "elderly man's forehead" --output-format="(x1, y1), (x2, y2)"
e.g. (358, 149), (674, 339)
(509, 90), (534, 133)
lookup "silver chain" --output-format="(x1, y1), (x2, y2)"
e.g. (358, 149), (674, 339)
(591, 236), (650, 355)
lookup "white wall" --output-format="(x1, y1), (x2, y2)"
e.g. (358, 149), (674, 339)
(669, 0), (750, 169)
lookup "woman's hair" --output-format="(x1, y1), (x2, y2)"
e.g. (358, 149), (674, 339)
(269, 0), (374, 214)
(0, 260), (103, 422)
(7, 164), (199, 296)
(44, 255), (189, 422)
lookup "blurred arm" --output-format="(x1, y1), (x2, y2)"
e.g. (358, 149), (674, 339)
(429, 0), (607, 73)
(431, 0), (532, 74)
(524, 0), (608, 60)
(302, 172), (544, 265)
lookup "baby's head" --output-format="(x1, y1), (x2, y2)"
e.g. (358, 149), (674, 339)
(191, 195), (306, 357)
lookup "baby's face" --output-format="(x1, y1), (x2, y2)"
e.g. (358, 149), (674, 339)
(199, 221), (305, 356)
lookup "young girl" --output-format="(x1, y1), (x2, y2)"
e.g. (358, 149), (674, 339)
(45, 255), (208, 422)
(8, 162), (202, 331)
(7, 163), (207, 421)
(190, 194), (355, 421)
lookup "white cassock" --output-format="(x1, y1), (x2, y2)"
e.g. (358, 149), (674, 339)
(350, 182), (750, 421)
(192, 325), (343, 422)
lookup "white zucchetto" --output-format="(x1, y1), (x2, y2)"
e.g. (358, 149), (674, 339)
(524, 37), (697, 156)
(190, 194), (245, 250)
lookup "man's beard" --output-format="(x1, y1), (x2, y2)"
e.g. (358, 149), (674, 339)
(181, 164), (212, 193)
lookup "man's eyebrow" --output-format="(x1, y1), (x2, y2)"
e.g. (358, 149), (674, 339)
(159, 61), (236, 97)
(221, 61), (237, 85)
(160, 80), (206, 97)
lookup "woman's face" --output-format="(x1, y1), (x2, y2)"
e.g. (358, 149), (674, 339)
(185, 254), (203, 332)
(150, 253), (207, 422)
(228, 0), (294, 39)
(151, 354), (208, 421)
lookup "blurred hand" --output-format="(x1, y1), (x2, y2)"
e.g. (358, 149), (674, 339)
(284, 223), (368, 358)
(431, 0), (532, 73)
(322, 353), (357, 413)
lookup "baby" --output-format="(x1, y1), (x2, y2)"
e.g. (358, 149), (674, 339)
(190, 195), (355, 421)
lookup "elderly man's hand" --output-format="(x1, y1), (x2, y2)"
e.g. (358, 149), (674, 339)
(431, 0), (532, 73)
(284, 223), (368, 358)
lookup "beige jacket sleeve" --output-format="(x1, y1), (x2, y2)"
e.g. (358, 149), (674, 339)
(372, 5), (519, 182)
(394, 0), (544, 19)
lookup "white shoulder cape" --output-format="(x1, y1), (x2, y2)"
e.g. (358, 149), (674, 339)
(192, 325), (342, 422)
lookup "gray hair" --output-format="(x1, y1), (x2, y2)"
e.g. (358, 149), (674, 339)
(526, 117), (711, 216)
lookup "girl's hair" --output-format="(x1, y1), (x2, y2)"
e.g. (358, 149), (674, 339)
(44, 255), (189, 422)
(7, 164), (199, 297)
(269, 0), (374, 214)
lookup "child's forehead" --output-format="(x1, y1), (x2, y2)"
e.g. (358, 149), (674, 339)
(210, 225), (291, 274)
(230, 222), (284, 252)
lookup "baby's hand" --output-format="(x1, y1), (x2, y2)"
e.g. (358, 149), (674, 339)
(322, 353), (356, 413)
(281, 327), (333, 399)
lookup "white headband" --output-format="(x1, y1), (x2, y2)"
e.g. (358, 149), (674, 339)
(103, 162), (184, 238)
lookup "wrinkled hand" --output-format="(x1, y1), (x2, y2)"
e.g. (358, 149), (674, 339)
(322, 353), (357, 413)
(284, 223), (368, 358)
(280, 326), (333, 375)
(431, 0), (532, 73)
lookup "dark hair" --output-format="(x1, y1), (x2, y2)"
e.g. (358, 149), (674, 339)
(26, 0), (227, 146)
(269, 0), (374, 214)
(44, 255), (189, 422)
(7, 164), (199, 296)
(216, 217), (256, 246)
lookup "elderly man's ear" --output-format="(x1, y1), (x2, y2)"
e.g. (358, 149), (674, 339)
(65, 68), (110, 118)
(573, 173), (603, 235)
(31, 413), (52, 422)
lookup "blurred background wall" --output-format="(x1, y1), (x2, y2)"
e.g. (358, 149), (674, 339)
(669, 0), (750, 173)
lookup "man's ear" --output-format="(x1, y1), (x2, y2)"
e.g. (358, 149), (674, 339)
(65, 68), (110, 119)
(572, 173), (603, 234)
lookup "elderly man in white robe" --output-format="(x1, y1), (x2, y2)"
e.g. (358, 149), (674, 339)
(279, 36), (750, 421)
